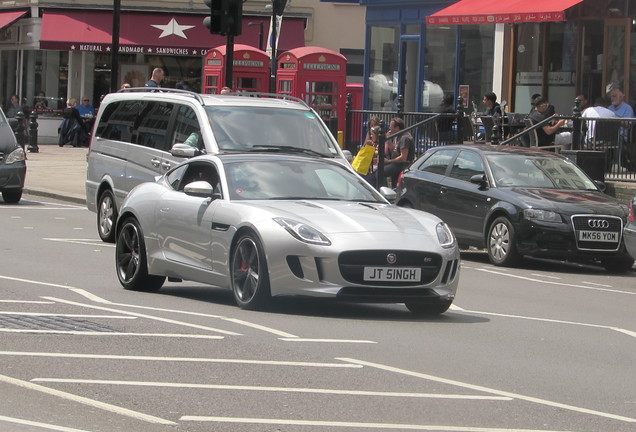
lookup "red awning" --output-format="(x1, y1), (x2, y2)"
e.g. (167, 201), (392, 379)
(0, 10), (27, 30)
(40, 10), (305, 56)
(426, 0), (584, 25)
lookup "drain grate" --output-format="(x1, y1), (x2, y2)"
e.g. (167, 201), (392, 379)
(0, 315), (116, 332)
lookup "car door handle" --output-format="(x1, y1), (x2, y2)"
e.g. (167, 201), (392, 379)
(161, 161), (172, 170)
(439, 186), (447, 195)
(151, 158), (161, 167)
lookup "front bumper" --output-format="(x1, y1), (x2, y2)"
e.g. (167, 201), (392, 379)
(0, 162), (26, 190)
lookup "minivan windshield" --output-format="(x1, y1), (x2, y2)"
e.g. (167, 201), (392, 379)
(205, 106), (341, 157)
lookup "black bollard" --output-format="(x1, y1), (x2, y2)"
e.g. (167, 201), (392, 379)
(376, 121), (387, 189)
(14, 111), (25, 150)
(491, 123), (500, 145)
(28, 111), (39, 153)
(572, 97), (582, 151)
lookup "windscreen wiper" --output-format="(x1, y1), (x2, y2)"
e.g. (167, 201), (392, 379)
(250, 145), (327, 157)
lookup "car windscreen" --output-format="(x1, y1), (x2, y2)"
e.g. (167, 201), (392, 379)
(487, 154), (598, 190)
(224, 159), (383, 202)
(205, 106), (340, 157)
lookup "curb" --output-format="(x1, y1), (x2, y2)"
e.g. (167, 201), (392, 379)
(24, 188), (86, 205)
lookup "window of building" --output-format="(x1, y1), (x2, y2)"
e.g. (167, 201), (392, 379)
(368, 25), (399, 110)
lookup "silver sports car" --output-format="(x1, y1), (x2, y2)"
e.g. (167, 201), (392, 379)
(115, 153), (460, 315)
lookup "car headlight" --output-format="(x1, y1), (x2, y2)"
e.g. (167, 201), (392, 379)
(436, 222), (455, 248)
(5, 147), (26, 164)
(274, 217), (331, 246)
(523, 208), (562, 223)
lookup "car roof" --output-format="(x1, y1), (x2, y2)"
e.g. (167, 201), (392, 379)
(431, 144), (563, 158)
(102, 88), (311, 111)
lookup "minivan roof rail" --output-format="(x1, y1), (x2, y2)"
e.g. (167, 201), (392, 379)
(118, 87), (205, 104)
(234, 91), (309, 108)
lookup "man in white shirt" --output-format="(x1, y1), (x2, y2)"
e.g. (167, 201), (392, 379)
(582, 98), (616, 144)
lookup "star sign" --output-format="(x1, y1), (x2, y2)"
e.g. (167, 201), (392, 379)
(151, 18), (194, 39)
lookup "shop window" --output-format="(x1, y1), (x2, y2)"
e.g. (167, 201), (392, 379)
(425, 26), (457, 112)
(368, 25), (399, 110)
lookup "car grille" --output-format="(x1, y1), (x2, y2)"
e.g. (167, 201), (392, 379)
(338, 250), (443, 286)
(571, 215), (623, 251)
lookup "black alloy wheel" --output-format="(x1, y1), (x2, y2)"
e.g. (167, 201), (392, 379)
(116, 217), (165, 292)
(230, 233), (271, 310)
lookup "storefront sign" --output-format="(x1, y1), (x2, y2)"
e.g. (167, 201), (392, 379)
(516, 71), (575, 85)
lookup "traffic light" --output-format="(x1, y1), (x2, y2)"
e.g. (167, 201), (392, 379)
(202, 0), (243, 36)
(272, 0), (288, 16)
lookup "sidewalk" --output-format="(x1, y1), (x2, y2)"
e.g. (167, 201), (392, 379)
(23, 141), (88, 205)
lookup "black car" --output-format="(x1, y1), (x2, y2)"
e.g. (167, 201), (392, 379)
(0, 108), (26, 203)
(395, 144), (634, 272)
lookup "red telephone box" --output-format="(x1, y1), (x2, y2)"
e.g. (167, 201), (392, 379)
(276, 46), (347, 133)
(202, 44), (270, 94)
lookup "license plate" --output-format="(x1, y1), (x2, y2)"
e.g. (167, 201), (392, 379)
(363, 267), (421, 282)
(578, 230), (618, 242)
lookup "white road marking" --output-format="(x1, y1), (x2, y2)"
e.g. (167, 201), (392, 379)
(0, 329), (223, 339)
(339, 358), (636, 423)
(476, 268), (635, 295)
(217, 317), (297, 338)
(0, 415), (91, 432)
(0, 351), (361, 368)
(449, 304), (465, 311)
(5, 275), (297, 338)
(32, 378), (511, 401)
(47, 295), (297, 338)
(0, 374), (175, 425)
(68, 288), (111, 303)
(179, 415), (573, 431)
(530, 273), (561, 279)
(43, 297), (242, 336)
(0, 300), (55, 304)
(0, 312), (135, 319)
(580, 281), (613, 288)
(44, 238), (114, 247)
(0, 275), (79, 289)
(457, 309), (636, 339)
(279, 338), (376, 344)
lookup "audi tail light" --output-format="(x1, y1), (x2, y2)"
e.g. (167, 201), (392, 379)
(629, 200), (635, 223)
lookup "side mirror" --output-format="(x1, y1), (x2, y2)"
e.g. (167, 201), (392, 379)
(171, 143), (202, 158)
(379, 186), (397, 202)
(594, 180), (606, 192)
(470, 174), (488, 188)
(184, 181), (214, 198)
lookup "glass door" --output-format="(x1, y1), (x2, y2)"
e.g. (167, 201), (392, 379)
(603, 19), (630, 96)
(398, 35), (420, 112)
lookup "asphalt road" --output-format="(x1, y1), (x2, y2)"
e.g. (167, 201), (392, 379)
(1, 194), (635, 432)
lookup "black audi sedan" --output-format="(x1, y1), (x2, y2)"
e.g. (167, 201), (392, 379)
(395, 144), (634, 272)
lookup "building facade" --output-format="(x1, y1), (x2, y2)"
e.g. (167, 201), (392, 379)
(358, 0), (636, 116)
(0, 0), (365, 137)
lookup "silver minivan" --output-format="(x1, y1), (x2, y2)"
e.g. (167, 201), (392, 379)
(86, 89), (347, 242)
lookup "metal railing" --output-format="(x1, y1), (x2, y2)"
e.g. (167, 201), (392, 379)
(344, 94), (636, 183)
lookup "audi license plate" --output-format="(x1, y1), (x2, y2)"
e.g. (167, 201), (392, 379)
(363, 267), (421, 282)
(578, 230), (618, 242)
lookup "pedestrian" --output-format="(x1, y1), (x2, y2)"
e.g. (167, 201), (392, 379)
(527, 97), (569, 149)
(77, 96), (95, 118)
(220, 86), (232, 94)
(482, 92), (502, 117)
(6, 95), (21, 118)
(145, 68), (164, 88)
(607, 88), (634, 166)
(383, 117), (414, 187)
(120, 83), (131, 90)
